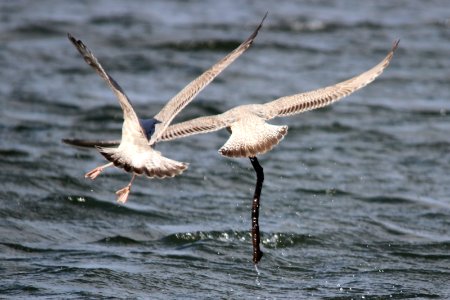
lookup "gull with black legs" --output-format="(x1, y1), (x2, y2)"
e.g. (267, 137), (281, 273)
(65, 39), (399, 264)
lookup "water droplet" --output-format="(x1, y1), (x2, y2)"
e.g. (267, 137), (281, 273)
(221, 232), (229, 240)
(255, 278), (261, 286)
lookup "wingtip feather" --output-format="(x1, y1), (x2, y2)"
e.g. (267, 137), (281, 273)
(392, 39), (400, 52)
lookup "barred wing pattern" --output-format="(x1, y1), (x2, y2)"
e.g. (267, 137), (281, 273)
(62, 114), (229, 146)
(260, 40), (399, 119)
(63, 40), (399, 157)
(161, 114), (229, 142)
(149, 13), (267, 145)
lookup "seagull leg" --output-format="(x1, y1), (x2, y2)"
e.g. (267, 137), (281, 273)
(85, 162), (114, 180)
(249, 156), (264, 264)
(116, 174), (136, 204)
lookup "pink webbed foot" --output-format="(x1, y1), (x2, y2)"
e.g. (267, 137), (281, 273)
(85, 167), (103, 180)
(85, 162), (113, 180)
(115, 174), (136, 204)
(116, 185), (131, 204)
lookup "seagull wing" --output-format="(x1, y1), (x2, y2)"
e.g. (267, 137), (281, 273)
(160, 114), (230, 142)
(149, 14), (267, 145)
(62, 110), (231, 147)
(68, 34), (147, 146)
(62, 138), (121, 148)
(260, 40), (399, 119)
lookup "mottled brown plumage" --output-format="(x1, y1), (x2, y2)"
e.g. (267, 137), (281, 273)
(66, 15), (265, 202)
(64, 39), (399, 264)
(161, 40), (399, 157)
(64, 40), (399, 158)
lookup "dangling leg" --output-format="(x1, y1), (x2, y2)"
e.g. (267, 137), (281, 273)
(249, 156), (264, 264)
(116, 174), (136, 204)
(85, 162), (114, 180)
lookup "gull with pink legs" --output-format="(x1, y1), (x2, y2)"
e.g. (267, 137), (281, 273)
(66, 15), (266, 203)
(65, 40), (399, 264)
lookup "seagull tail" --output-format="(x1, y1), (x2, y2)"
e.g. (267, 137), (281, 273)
(96, 146), (188, 178)
(219, 123), (288, 158)
(141, 155), (188, 179)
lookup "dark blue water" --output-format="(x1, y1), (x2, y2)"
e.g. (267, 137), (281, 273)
(1, 1), (449, 298)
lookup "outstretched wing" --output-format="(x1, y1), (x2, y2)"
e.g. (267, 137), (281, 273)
(149, 13), (267, 145)
(62, 138), (121, 148)
(161, 114), (229, 141)
(260, 40), (399, 119)
(61, 113), (228, 147)
(68, 34), (147, 146)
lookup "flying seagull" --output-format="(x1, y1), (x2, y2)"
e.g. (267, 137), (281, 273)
(66, 14), (266, 203)
(64, 40), (399, 264)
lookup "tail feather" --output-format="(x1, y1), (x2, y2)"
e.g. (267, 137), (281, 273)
(219, 120), (288, 158)
(97, 146), (188, 178)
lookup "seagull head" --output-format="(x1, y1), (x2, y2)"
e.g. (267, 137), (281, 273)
(140, 118), (161, 140)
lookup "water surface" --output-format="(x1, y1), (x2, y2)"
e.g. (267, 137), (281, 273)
(1, 0), (449, 298)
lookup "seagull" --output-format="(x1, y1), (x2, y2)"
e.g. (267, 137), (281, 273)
(65, 14), (266, 204)
(64, 40), (399, 264)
